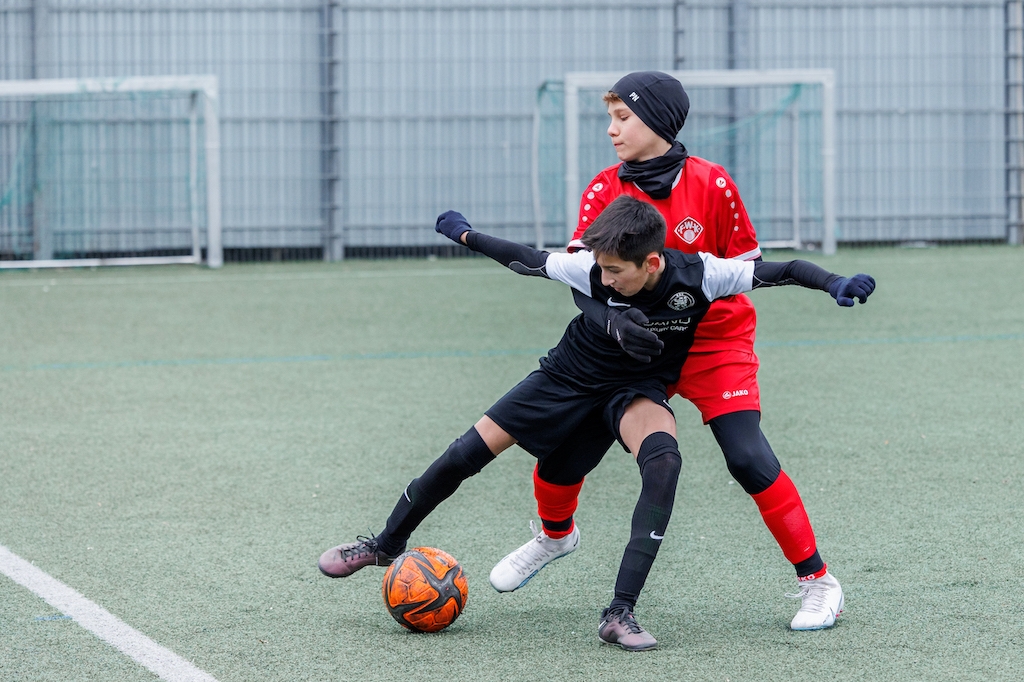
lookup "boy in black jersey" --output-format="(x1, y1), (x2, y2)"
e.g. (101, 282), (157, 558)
(318, 195), (874, 650)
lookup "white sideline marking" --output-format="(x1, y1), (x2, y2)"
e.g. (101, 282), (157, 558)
(0, 544), (219, 682)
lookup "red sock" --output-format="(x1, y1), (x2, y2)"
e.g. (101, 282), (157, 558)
(750, 470), (817, 565)
(533, 466), (583, 539)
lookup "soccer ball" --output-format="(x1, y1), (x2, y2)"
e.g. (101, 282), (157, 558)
(381, 547), (468, 633)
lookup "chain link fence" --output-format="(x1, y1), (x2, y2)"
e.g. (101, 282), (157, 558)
(1, 0), (1020, 262)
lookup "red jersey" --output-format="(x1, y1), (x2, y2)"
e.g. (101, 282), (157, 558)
(569, 156), (761, 353)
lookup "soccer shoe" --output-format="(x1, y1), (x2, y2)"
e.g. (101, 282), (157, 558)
(488, 520), (580, 592)
(598, 605), (658, 651)
(787, 571), (845, 630)
(318, 535), (399, 578)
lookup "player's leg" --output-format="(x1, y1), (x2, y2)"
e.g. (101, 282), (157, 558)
(531, 409), (612, 538)
(708, 410), (814, 567)
(677, 349), (843, 629)
(708, 410), (843, 630)
(489, 409), (614, 592)
(598, 392), (679, 651)
(319, 368), (594, 579)
(374, 415), (514, 554)
(677, 351), (824, 570)
(318, 415), (512, 578)
(525, 417), (605, 548)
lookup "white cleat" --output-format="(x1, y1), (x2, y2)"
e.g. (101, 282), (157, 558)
(489, 521), (580, 592)
(788, 571), (845, 630)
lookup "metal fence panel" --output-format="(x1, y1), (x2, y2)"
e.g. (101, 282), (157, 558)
(16, 2), (326, 252)
(0, 0), (1017, 258)
(681, 0), (1007, 243)
(335, 4), (674, 249)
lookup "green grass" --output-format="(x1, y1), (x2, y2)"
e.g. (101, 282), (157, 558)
(1, 246), (1023, 681)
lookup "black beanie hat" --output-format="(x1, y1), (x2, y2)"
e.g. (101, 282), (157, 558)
(610, 71), (690, 144)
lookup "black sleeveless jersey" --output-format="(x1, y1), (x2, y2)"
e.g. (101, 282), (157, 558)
(539, 249), (753, 391)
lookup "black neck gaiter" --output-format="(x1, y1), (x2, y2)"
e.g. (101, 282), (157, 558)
(617, 142), (689, 200)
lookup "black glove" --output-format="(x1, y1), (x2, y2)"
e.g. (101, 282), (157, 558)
(607, 307), (664, 363)
(435, 210), (473, 243)
(829, 273), (875, 307)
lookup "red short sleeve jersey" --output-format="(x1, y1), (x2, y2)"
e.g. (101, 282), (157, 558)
(569, 156), (761, 352)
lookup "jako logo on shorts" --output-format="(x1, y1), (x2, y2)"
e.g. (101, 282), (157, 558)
(722, 389), (749, 400)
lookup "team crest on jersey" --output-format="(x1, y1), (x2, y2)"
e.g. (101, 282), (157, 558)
(674, 216), (704, 245)
(668, 291), (695, 311)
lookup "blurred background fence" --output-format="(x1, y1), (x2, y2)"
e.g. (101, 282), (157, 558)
(1, 0), (1021, 262)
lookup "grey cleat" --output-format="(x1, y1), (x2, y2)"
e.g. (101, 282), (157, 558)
(318, 535), (399, 578)
(598, 605), (658, 651)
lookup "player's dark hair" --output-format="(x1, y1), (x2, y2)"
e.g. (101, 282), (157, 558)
(580, 195), (665, 266)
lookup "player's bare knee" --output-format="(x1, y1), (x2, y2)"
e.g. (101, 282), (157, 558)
(621, 399), (676, 453)
(473, 416), (517, 455)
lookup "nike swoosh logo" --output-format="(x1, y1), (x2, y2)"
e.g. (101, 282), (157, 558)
(650, 531), (664, 541)
(607, 298), (631, 308)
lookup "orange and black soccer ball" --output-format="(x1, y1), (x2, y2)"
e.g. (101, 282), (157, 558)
(381, 547), (468, 632)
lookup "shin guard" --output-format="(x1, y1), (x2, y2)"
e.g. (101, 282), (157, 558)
(533, 466), (583, 539)
(612, 432), (681, 609)
(750, 470), (818, 566)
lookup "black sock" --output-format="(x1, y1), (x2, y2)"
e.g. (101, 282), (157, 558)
(541, 517), (574, 534)
(607, 597), (634, 613)
(375, 427), (495, 556)
(611, 432), (681, 610)
(794, 550), (825, 578)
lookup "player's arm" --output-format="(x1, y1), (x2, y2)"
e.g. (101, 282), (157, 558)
(752, 260), (876, 306)
(435, 210), (663, 360)
(435, 210), (595, 294)
(435, 210), (552, 277)
(701, 253), (876, 306)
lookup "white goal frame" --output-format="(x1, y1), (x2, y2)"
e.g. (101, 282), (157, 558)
(563, 69), (837, 254)
(0, 75), (222, 269)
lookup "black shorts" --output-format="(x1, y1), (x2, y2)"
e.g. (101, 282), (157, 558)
(484, 369), (673, 466)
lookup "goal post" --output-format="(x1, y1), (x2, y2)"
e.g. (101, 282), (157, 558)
(0, 75), (222, 269)
(559, 69), (836, 254)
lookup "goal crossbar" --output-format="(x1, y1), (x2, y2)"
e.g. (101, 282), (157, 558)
(0, 75), (222, 269)
(563, 69), (836, 254)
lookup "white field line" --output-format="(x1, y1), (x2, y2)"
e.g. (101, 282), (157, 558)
(0, 544), (219, 682)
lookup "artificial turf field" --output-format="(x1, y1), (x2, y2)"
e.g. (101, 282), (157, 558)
(1, 245), (1023, 681)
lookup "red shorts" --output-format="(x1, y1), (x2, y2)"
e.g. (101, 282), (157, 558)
(667, 349), (761, 423)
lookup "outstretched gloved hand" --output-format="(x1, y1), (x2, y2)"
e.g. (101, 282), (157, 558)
(829, 273), (876, 307)
(435, 210), (473, 243)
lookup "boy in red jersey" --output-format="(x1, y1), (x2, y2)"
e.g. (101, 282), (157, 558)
(489, 71), (842, 631)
